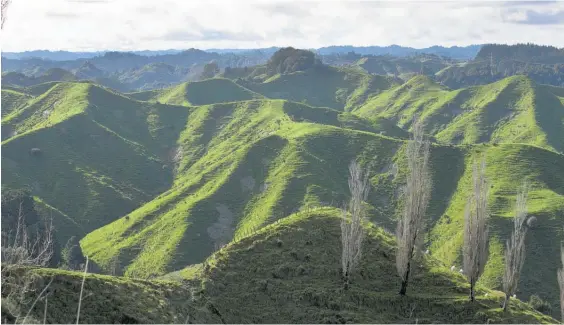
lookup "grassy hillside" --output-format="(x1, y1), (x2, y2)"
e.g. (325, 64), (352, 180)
(80, 99), (405, 277)
(1, 82), (191, 254)
(3, 73), (563, 322)
(180, 209), (557, 323)
(111, 63), (191, 91)
(435, 59), (564, 89)
(237, 65), (400, 111)
(1, 69), (77, 88)
(356, 75), (564, 153)
(356, 54), (450, 80)
(1, 88), (33, 117)
(78, 94), (563, 317)
(1, 267), (194, 324)
(128, 78), (264, 105)
(3, 211), (557, 323)
(428, 144), (564, 315)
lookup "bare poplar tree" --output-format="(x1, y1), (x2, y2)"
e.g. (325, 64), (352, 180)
(463, 159), (490, 302)
(558, 243), (564, 323)
(341, 160), (370, 289)
(396, 118), (431, 296)
(502, 182), (529, 311)
(1, 0), (11, 30)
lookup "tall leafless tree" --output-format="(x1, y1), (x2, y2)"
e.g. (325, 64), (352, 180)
(1, 0), (11, 30)
(396, 118), (431, 296)
(502, 182), (529, 311)
(463, 159), (490, 302)
(558, 243), (564, 323)
(341, 160), (370, 289)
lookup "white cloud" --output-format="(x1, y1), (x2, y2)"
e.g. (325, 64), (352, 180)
(2, 0), (563, 52)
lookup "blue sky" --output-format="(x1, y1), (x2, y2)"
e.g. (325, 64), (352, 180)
(2, 0), (564, 51)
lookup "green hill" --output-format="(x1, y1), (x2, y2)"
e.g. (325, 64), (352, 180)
(356, 75), (564, 153)
(111, 63), (191, 91)
(1, 267), (193, 324)
(237, 65), (400, 111)
(356, 54), (450, 80)
(3, 210), (557, 323)
(433, 44), (564, 89)
(128, 78), (264, 106)
(80, 98), (403, 277)
(1, 69), (77, 88)
(173, 209), (557, 323)
(1, 82), (191, 255)
(1, 88), (32, 117)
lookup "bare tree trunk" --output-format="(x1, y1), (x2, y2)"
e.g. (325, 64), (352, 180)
(470, 279), (475, 302)
(502, 182), (529, 312)
(463, 159), (490, 302)
(341, 160), (370, 289)
(399, 260), (411, 295)
(502, 293), (510, 312)
(558, 244), (564, 323)
(396, 117), (431, 296)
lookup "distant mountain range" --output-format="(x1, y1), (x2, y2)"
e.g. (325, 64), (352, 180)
(2, 44), (483, 61)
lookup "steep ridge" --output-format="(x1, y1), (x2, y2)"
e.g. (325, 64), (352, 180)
(1, 82), (190, 253)
(356, 75), (564, 153)
(1, 88), (33, 117)
(428, 144), (564, 313)
(1, 82), (91, 140)
(80, 99), (404, 277)
(127, 78), (264, 105)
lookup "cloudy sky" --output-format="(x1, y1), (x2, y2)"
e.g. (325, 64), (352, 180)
(2, 0), (564, 52)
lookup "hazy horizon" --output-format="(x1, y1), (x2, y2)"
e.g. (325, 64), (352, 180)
(2, 0), (564, 52)
(3, 43), (487, 54)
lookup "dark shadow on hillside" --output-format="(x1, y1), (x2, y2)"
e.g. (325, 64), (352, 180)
(426, 145), (466, 225)
(170, 135), (289, 269)
(533, 85), (564, 153)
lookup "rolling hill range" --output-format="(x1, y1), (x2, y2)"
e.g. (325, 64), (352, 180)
(1, 63), (194, 93)
(1, 69), (77, 88)
(127, 78), (265, 105)
(354, 54), (453, 80)
(236, 65), (401, 111)
(1, 70), (563, 322)
(4, 44), (564, 98)
(434, 44), (564, 89)
(355, 75), (564, 153)
(1, 81), (191, 262)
